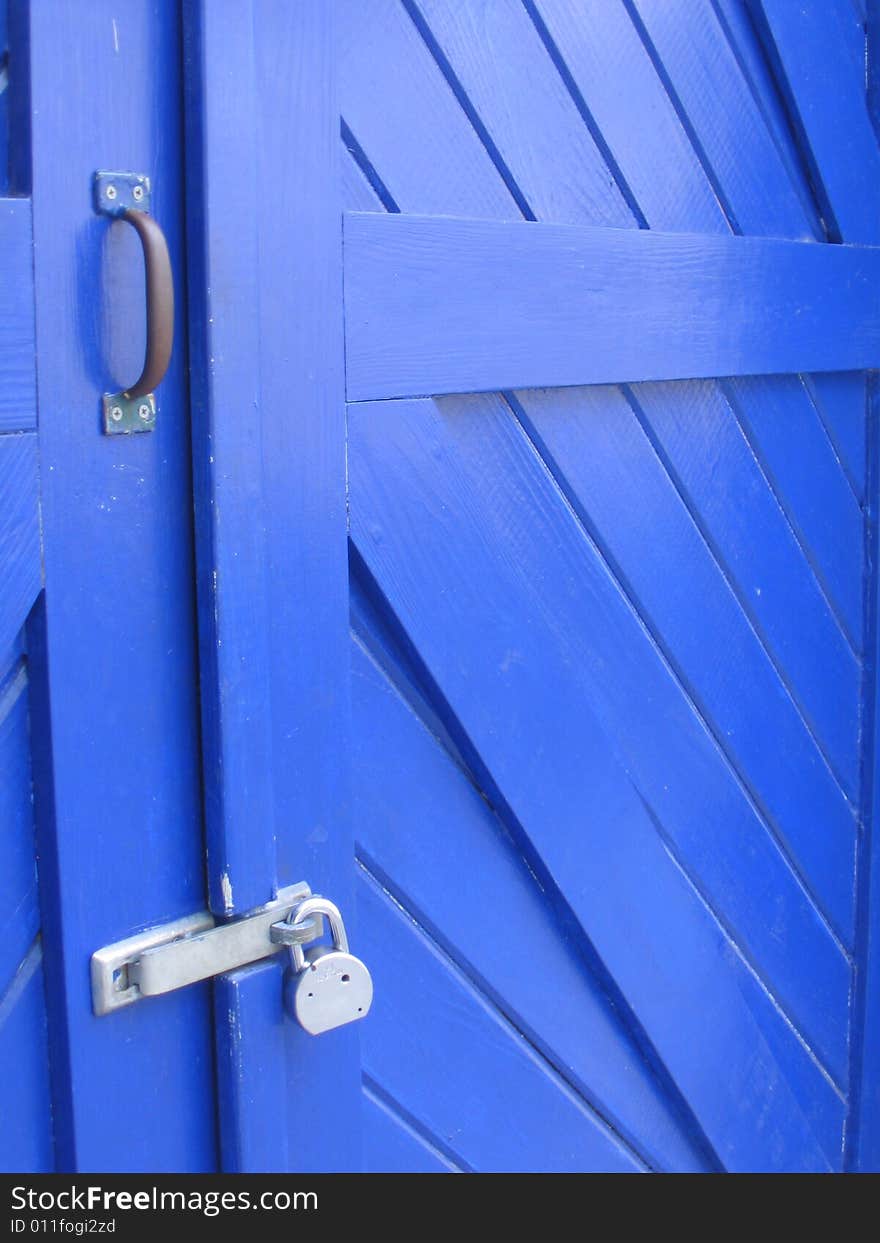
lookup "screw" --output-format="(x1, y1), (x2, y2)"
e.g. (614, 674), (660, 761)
(138, 403), (151, 421)
(109, 406), (123, 423)
(132, 184), (144, 202)
(105, 184), (117, 200)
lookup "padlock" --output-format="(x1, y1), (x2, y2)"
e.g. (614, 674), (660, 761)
(281, 896), (373, 1035)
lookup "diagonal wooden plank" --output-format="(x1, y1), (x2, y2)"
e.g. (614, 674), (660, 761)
(363, 1081), (461, 1173)
(630, 378), (861, 800)
(343, 212), (880, 401)
(342, 0), (864, 734)
(341, 0), (864, 1167)
(805, 371), (868, 505)
(630, 0), (868, 497)
(723, 374), (865, 651)
(349, 393), (847, 1168)
(343, 0), (864, 762)
(351, 634), (715, 1171)
(343, 0), (860, 805)
(357, 868), (644, 1173)
(407, 0), (635, 228)
(0, 199), (36, 433)
(530, 0), (868, 662)
(748, 0), (880, 1171)
(0, 656), (39, 1000)
(0, 942), (53, 1173)
(527, 0), (729, 232)
(628, 0), (818, 239)
(513, 382), (856, 940)
(339, 0), (515, 220)
(751, 0), (880, 245)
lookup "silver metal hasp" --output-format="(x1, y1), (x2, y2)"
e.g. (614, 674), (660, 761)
(91, 882), (314, 1015)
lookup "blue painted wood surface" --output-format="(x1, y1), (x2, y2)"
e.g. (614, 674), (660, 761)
(0, 7), (51, 1168)
(349, 394), (846, 1171)
(340, 0), (877, 1172)
(0, 3), (7, 192)
(1, 0), (878, 1176)
(751, 0), (880, 1174)
(184, 0), (361, 1172)
(0, 434), (40, 656)
(19, 0), (215, 1171)
(0, 198), (35, 430)
(350, 629), (715, 1171)
(344, 213), (880, 401)
(0, 643), (52, 1173)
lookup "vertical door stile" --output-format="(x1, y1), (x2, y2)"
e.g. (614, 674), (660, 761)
(183, 1), (360, 1171)
(22, 0), (214, 1170)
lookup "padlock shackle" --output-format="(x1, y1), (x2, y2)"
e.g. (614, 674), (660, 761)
(286, 896), (350, 972)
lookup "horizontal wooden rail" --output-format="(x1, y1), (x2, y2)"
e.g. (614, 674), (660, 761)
(343, 212), (880, 401)
(0, 199), (37, 430)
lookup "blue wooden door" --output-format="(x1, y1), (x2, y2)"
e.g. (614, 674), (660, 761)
(191, 0), (880, 1174)
(338, 0), (880, 1173)
(4, 0), (880, 1176)
(1, 1), (216, 1171)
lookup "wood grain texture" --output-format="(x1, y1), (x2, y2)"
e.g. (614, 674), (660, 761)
(858, 374), (880, 1171)
(628, 0), (818, 240)
(0, 656), (38, 999)
(340, 0), (863, 824)
(632, 378), (861, 800)
(723, 374), (865, 651)
(343, 213), (880, 401)
(182, 0), (274, 916)
(340, 0), (865, 1171)
(0, 432), (40, 655)
(0, 198), (36, 431)
(357, 868), (643, 1173)
(528, 0), (728, 231)
(351, 634), (714, 1171)
(363, 1084), (460, 1174)
(408, 0), (635, 228)
(25, 0), (214, 1171)
(349, 394), (846, 1170)
(339, 0), (516, 220)
(184, 0), (361, 1171)
(216, 959), (359, 1175)
(515, 383), (857, 941)
(751, 0), (880, 1170)
(341, 0), (866, 783)
(752, 0), (880, 245)
(626, 0), (869, 500)
(0, 4), (8, 197)
(807, 371), (868, 503)
(0, 942), (53, 1172)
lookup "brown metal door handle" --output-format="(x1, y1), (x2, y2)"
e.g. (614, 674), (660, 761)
(94, 171), (174, 433)
(118, 207), (174, 399)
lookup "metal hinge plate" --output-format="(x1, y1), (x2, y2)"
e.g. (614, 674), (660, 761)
(92, 882), (312, 1016)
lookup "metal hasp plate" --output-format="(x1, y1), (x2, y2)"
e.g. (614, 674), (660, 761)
(92, 882), (311, 1015)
